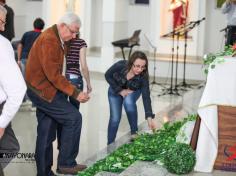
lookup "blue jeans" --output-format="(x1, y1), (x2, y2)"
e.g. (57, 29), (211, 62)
(21, 58), (29, 102)
(27, 89), (82, 176)
(67, 77), (83, 109)
(20, 58), (27, 78)
(107, 87), (141, 145)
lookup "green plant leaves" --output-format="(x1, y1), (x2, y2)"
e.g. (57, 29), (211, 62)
(203, 45), (234, 75)
(78, 114), (197, 176)
(164, 143), (196, 174)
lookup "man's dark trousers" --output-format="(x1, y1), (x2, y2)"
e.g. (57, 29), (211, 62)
(27, 89), (82, 176)
(0, 103), (20, 176)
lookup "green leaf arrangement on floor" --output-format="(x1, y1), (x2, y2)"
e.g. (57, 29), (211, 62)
(78, 114), (197, 176)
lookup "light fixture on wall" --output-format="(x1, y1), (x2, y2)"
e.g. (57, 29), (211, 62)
(130, 0), (149, 5)
(64, 0), (77, 12)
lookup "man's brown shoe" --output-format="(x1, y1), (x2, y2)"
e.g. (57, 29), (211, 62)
(57, 164), (87, 175)
(75, 164), (87, 170)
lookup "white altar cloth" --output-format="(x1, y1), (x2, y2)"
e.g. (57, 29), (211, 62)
(195, 57), (236, 172)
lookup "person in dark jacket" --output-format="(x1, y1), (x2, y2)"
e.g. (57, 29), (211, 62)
(0, 0), (14, 41)
(105, 51), (157, 145)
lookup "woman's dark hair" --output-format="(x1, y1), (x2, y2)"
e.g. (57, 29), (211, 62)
(127, 51), (149, 79)
(33, 18), (45, 30)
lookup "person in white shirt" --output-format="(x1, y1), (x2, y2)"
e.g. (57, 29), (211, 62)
(0, 5), (26, 175)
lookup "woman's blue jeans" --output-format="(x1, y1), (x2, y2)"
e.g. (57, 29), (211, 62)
(107, 87), (141, 145)
(67, 77), (83, 109)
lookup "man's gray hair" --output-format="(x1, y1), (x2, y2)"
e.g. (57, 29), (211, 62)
(58, 12), (81, 27)
(0, 5), (7, 16)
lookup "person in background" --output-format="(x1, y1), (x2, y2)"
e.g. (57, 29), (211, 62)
(0, 5), (26, 175)
(17, 18), (44, 106)
(0, 0), (14, 41)
(57, 16), (92, 161)
(17, 18), (45, 78)
(66, 29), (92, 108)
(25, 12), (90, 176)
(105, 51), (157, 145)
(222, 0), (236, 46)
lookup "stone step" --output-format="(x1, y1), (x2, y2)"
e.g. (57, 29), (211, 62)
(94, 171), (119, 176)
(119, 161), (168, 176)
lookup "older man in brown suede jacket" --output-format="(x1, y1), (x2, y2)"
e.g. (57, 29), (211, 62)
(25, 12), (89, 176)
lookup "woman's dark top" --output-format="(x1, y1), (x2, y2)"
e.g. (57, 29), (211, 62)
(105, 60), (155, 119)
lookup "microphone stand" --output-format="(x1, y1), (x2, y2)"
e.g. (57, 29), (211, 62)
(178, 18), (205, 89)
(173, 30), (180, 95)
(144, 34), (165, 88)
(158, 28), (179, 96)
(181, 24), (189, 89)
(158, 17), (205, 96)
(220, 26), (228, 46)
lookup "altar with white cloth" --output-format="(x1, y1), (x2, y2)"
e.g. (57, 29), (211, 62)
(194, 56), (236, 172)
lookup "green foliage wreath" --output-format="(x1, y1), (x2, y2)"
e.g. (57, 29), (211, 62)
(164, 143), (196, 174)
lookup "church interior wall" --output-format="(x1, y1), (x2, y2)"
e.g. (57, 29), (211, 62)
(205, 0), (227, 54)
(90, 0), (103, 48)
(6, 0), (228, 81)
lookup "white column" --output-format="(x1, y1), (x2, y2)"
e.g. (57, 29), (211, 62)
(42, 0), (52, 27)
(42, 0), (66, 27)
(196, 0), (207, 56)
(78, 0), (92, 47)
(101, 0), (116, 72)
(149, 0), (159, 50)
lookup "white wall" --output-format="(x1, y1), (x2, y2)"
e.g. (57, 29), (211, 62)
(128, 2), (151, 51)
(90, 0), (103, 48)
(205, 0), (227, 53)
(8, 0), (227, 55)
(124, 0), (226, 57)
(114, 0), (129, 42)
(7, 0), (43, 40)
(6, 0), (227, 81)
(122, 0), (207, 57)
(25, 2), (43, 31)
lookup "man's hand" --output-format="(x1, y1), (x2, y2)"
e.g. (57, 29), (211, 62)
(0, 128), (5, 139)
(76, 92), (90, 103)
(147, 117), (157, 131)
(119, 89), (133, 97)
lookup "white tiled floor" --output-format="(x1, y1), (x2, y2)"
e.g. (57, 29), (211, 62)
(3, 73), (235, 176)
